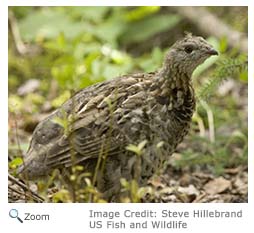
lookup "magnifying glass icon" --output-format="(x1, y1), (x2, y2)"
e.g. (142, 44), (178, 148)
(9, 209), (23, 223)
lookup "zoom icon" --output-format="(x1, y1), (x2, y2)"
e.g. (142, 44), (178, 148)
(9, 209), (23, 223)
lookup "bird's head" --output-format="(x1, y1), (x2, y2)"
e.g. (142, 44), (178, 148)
(163, 34), (218, 77)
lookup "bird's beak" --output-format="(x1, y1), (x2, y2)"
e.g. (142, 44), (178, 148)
(206, 48), (219, 56)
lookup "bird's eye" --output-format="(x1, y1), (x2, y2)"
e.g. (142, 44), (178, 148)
(184, 45), (194, 54)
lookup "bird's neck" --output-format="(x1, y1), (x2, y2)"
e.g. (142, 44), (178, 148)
(158, 63), (192, 93)
(148, 63), (195, 110)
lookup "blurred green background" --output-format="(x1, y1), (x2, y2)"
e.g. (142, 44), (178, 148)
(8, 6), (247, 197)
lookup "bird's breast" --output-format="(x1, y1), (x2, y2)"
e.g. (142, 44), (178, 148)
(149, 83), (195, 146)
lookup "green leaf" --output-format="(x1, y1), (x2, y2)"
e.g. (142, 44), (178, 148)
(126, 144), (141, 155)
(120, 178), (129, 188)
(52, 189), (72, 203)
(126, 140), (147, 156)
(8, 95), (23, 112)
(9, 157), (23, 169)
(219, 36), (228, 53)
(71, 6), (110, 23)
(125, 6), (160, 21)
(19, 8), (89, 41)
(139, 47), (164, 72)
(239, 70), (248, 82)
(137, 140), (148, 151)
(51, 90), (71, 108)
(94, 19), (126, 43)
(121, 14), (181, 44)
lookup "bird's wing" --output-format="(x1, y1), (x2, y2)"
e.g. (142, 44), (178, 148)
(44, 73), (153, 169)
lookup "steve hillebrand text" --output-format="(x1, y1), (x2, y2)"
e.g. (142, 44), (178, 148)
(88, 209), (242, 229)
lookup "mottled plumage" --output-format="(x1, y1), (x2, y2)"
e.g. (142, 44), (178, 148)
(18, 35), (218, 201)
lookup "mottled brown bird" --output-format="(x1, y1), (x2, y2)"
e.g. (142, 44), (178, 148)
(18, 35), (218, 201)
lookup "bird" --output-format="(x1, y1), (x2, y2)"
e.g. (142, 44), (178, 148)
(17, 34), (218, 202)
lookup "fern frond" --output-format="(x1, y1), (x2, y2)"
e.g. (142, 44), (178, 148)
(197, 56), (247, 101)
